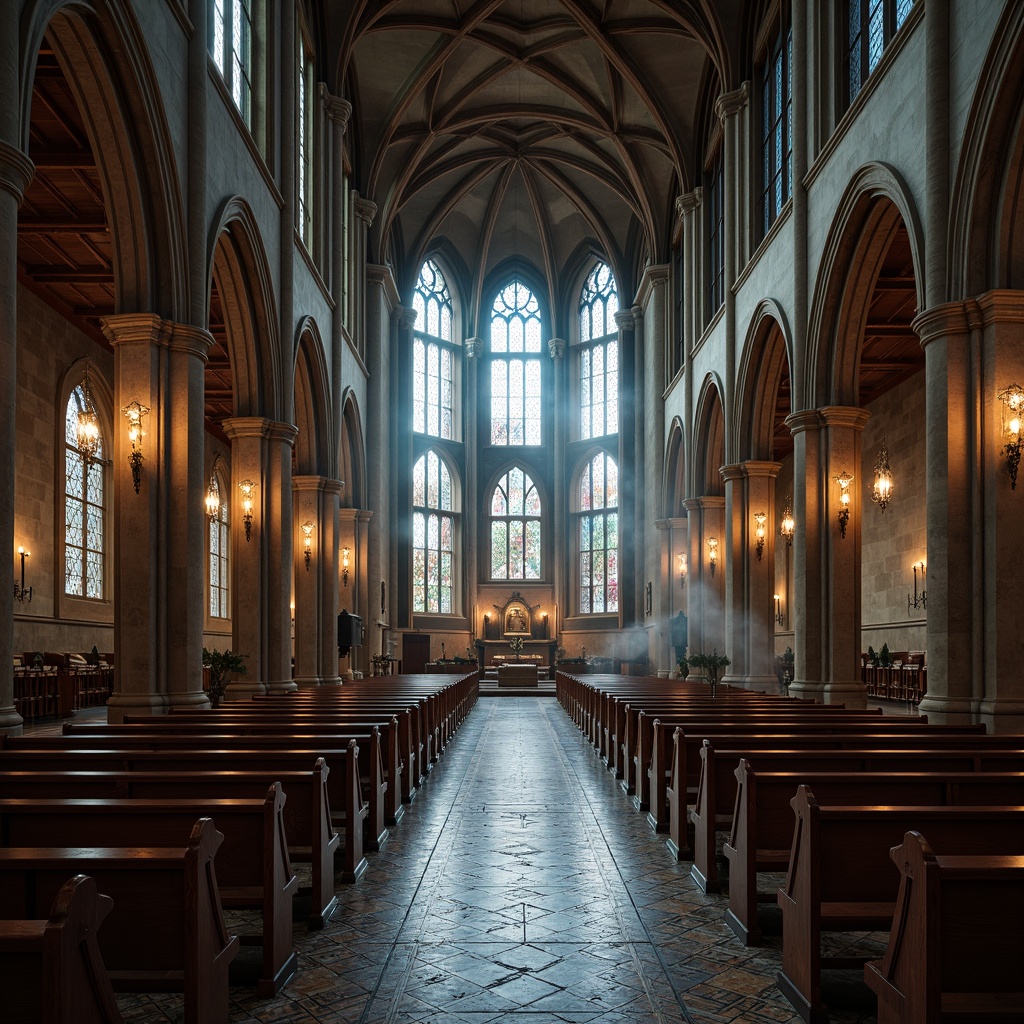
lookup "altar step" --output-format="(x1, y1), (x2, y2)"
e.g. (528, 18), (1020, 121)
(479, 679), (557, 697)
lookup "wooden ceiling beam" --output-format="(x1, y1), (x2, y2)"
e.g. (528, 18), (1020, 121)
(30, 149), (96, 170)
(18, 219), (108, 233)
(25, 266), (114, 282)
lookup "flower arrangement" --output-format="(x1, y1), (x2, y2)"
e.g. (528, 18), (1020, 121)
(686, 648), (731, 697)
(508, 635), (525, 659)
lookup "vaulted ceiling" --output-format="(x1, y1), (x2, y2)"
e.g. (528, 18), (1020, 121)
(338, 1), (737, 322)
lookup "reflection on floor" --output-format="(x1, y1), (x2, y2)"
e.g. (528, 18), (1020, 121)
(38, 699), (884, 1023)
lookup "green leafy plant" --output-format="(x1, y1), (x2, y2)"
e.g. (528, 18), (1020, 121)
(879, 643), (893, 668)
(686, 649), (731, 696)
(202, 647), (247, 706)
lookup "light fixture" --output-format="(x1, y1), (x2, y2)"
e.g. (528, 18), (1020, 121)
(707, 536), (718, 578)
(677, 552), (687, 589)
(834, 470), (853, 539)
(205, 453), (223, 521)
(76, 360), (101, 461)
(754, 512), (767, 561)
(774, 593), (783, 626)
(871, 438), (894, 511)
(14, 546), (31, 603)
(780, 498), (795, 547)
(998, 383), (1024, 490)
(121, 400), (149, 494)
(908, 560), (927, 613)
(301, 521), (314, 571)
(341, 547), (350, 587)
(238, 479), (257, 542)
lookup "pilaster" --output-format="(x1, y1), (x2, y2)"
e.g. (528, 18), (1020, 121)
(683, 496), (726, 659)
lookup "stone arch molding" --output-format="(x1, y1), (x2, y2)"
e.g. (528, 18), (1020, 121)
(20, 0), (188, 320)
(663, 416), (686, 519)
(293, 317), (331, 478)
(692, 373), (726, 496)
(806, 162), (926, 410)
(735, 298), (793, 463)
(339, 389), (365, 509)
(207, 196), (282, 421)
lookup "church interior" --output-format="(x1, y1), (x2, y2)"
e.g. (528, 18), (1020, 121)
(3, 0), (1024, 1021)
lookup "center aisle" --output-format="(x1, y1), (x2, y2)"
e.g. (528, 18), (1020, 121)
(221, 697), (874, 1024)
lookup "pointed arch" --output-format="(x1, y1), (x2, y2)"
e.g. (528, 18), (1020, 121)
(484, 463), (544, 581)
(664, 416), (686, 518)
(293, 317), (331, 477)
(735, 299), (793, 462)
(693, 375), (726, 496)
(339, 390), (366, 510)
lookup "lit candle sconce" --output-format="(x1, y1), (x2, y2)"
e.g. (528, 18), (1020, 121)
(677, 552), (687, 589)
(205, 453), (223, 521)
(908, 560), (927, 614)
(301, 521), (314, 571)
(780, 498), (795, 547)
(707, 536), (718, 578)
(238, 479), (257, 542)
(774, 593), (783, 626)
(121, 400), (149, 494)
(754, 512), (767, 561)
(76, 360), (101, 461)
(998, 383), (1024, 490)
(834, 470), (853, 539)
(871, 438), (894, 511)
(542, 611), (549, 638)
(14, 546), (32, 603)
(341, 547), (350, 587)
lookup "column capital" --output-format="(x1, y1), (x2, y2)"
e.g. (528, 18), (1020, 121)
(100, 313), (174, 349)
(715, 81), (750, 122)
(323, 93), (352, 130)
(267, 420), (299, 446)
(221, 416), (297, 445)
(912, 299), (982, 347)
(785, 408), (823, 436)
(820, 405), (871, 431)
(741, 459), (782, 479)
(465, 336), (484, 358)
(697, 495), (726, 511)
(548, 337), (566, 359)
(168, 322), (214, 361)
(392, 304), (418, 330)
(631, 304), (644, 325)
(675, 188), (703, 218)
(975, 289), (1024, 326)
(614, 310), (636, 332)
(338, 507), (361, 524)
(0, 142), (35, 203)
(681, 497), (702, 514)
(323, 477), (345, 498)
(292, 474), (330, 493)
(353, 196), (377, 226)
(719, 463), (746, 483)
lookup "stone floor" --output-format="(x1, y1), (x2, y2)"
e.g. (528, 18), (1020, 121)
(38, 698), (890, 1023)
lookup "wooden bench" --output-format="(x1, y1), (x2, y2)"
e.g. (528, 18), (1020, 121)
(0, 789), (296, 998)
(0, 819), (238, 1023)
(723, 761), (1024, 945)
(776, 786), (1024, 1024)
(0, 755), (350, 927)
(0, 874), (123, 1024)
(865, 831), (1024, 1024)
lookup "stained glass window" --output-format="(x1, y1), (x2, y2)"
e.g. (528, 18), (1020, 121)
(413, 451), (456, 613)
(208, 474), (230, 619)
(64, 386), (105, 599)
(578, 263), (619, 440)
(210, 0), (254, 128)
(760, 8), (792, 237)
(489, 466), (541, 580)
(846, 0), (914, 107)
(576, 452), (618, 614)
(490, 281), (543, 445)
(413, 260), (456, 438)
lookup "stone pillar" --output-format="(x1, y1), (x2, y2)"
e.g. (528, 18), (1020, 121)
(683, 496), (725, 657)
(101, 315), (213, 719)
(656, 517), (687, 673)
(675, 190), (701, 495)
(786, 409), (824, 700)
(393, 304), (417, 628)
(721, 461), (781, 691)
(353, 198), (377, 357)
(337, 506), (360, 678)
(0, 140), (35, 735)
(264, 421), (298, 693)
(615, 309), (637, 626)
(292, 475), (342, 687)
(820, 406), (871, 707)
(547, 336), (566, 647)
(465, 337), (485, 632)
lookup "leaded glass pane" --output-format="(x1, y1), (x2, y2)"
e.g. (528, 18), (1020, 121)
(581, 548), (591, 586)
(896, 0), (913, 28)
(606, 457), (618, 507)
(524, 481), (541, 516)
(66, 549), (83, 596)
(413, 511), (426, 548)
(491, 522), (507, 577)
(86, 506), (103, 551)
(66, 498), (83, 546)
(88, 461), (103, 502)
(440, 463), (452, 510)
(68, 454), (84, 496)
(508, 519), (524, 576)
(492, 482), (507, 516)
(86, 552), (103, 598)
(525, 521), (541, 578)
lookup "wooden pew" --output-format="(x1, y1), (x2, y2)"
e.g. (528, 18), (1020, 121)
(0, 756), (350, 927)
(0, 874), (123, 1024)
(865, 831), (1024, 1024)
(776, 786), (1024, 1024)
(723, 760), (1024, 945)
(0, 790), (296, 998)
(0, 819), (237, 1024)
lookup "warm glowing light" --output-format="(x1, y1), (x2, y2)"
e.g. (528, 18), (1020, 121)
(834, 470), (853, 539)
(707, 536), (718, 578)
(754, 512), (767, 561)
(998, 384), (1024, 490)
(238, 479), (257, 542)
(301, 521), (314, 571)
(871, 439), (894, 512)
(780, 499), (795, 546)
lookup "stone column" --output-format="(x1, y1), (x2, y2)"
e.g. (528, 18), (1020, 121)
(393, 304), (417, 628)
(292, 474), (342, 687)
(548, 337), (566, 647)
(466, 337), (485, 632)
(786, 409), (824, 701)
(338, 506), (360, 678)
(683, 496), (726, 658)
(820, 405), (871, 707)
(0, 140), (35, 735)
(615, 309), (637, 626)
(264, 420), (298, 693)
(675, 190), (701, 495)
(101, 315), (213, 719)
(352, 198), (377, 358)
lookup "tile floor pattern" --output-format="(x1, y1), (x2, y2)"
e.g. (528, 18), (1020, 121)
(105, 698), (884, 1024)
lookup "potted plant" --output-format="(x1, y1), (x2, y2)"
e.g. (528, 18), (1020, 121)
(202, 647), (247, 707)
(686, 649), (731, 697)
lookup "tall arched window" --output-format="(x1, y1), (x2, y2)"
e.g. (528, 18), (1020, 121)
(64, 387), (106, 599)
(413, 450), (456, 613)
(578, 262), (619, 440)
(413, 259), (455, 438)
(208, 473), (230, 619)
(490, 280), (542, 445)
(577, 452), (618, 613)
(490, 467), (541, 579)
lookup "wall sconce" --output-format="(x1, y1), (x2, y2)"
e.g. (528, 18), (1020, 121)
(871, 438), (894, 511)
(542, 611), (549, 638)
(341, 547), (350, 587)
(14, 546), (32, 603)
(677, 552), (687, 589)
(834, 470), (853, 539)
(707, 536), (718, 578)
(780, 498), (795, 547)
(908, 560), (927, 613)
(645, 581), (653, 616)
(238, 479), (256, 542)
(205, 453), (223, 521)
(121, 400), (149, 494)
(76, 360), (102, 461)
(998, 383), (1024, 490)
(774, 593), (783, 626)
(754, 511), (767, 561)
(301, 521), (314, 571)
